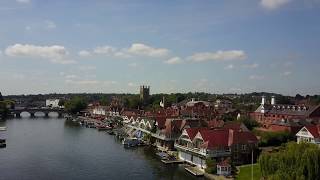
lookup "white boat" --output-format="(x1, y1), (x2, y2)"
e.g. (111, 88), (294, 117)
(0, 127), (6, 131)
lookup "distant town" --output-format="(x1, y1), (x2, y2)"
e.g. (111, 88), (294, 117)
(1, 87), (320, 179)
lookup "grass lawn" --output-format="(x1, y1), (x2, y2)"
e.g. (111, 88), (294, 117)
(236, 164), (261, 180)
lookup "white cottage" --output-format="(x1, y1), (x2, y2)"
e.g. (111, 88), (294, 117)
(296, 125), (320, 145)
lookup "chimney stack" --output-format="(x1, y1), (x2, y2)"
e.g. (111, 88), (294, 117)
(261, 96), (266, 105)
(271, 96), (276, 105)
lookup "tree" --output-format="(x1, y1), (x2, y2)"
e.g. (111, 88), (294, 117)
(64, 96), (88, 114)
(99, 96), (109, 106)
(58, 99), (65, 107)
(0, 92), (3, 101)
(238, 116), (259, 130)
(259, 142), (320, 180)
(205, 158), (217, 174)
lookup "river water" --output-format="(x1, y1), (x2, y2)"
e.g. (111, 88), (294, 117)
(0, 114), (201, 180)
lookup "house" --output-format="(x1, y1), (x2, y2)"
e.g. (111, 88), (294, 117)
(92, 106), (108, 116)
(296, 125), (320, 145)
(46, 99), (60, 108)
(214, 99), (233, 110)
(175, 123), (258, 170)
(216, 160), (231, 176)
(250, 96), (320, 128)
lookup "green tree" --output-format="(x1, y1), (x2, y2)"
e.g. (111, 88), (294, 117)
(64, 96), (88, 114)
(238, 116), (260, 130)
(58, 99), (65, 107)
(205, 158), (217, 174)
(259, 142), (320, 180)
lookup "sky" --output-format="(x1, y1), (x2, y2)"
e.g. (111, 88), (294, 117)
(0, 0), (320, 95)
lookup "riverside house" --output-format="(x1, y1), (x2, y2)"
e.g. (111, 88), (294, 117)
(174, 123), (258, 170)
(296, 125), (320, 145)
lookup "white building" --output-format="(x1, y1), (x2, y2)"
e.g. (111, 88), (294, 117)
(46, 99), (60, 108)
(92, 106), (108, 116)
(296, 125), (320, 145)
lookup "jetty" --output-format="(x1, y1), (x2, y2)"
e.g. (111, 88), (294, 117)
(185, 166), (205, 177)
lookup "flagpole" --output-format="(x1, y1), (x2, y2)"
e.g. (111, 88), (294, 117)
(252, 149), (253, 180)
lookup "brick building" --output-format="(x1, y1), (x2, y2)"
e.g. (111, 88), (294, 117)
(250, 96), (320, 128)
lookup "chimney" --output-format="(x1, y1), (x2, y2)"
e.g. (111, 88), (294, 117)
(261, 96), (266, 105)
(271, 96), (276, 105)
(228, 129), (234, 146)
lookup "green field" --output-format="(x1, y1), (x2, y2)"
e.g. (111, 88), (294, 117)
(236, 164), (261, 180)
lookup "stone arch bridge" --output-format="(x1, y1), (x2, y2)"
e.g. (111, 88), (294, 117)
(10, 108), (65, 118)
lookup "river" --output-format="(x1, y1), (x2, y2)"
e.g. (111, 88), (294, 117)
(0, 113), (202, 180)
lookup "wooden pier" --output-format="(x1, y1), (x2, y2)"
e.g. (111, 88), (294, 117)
(161, 159), (184, 164)
(185, 166), (205, 177)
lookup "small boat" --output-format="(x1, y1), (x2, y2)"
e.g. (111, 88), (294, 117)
(0, 127), (6, 131)
(97, 125), (112, 131)
(122, 138), (139, 147)
(156, 152), (169, 160)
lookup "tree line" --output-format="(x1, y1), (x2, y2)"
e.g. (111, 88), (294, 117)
(259, 142), (320, 180)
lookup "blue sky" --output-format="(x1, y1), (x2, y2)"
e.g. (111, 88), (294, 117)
(0, 0), (319, 95)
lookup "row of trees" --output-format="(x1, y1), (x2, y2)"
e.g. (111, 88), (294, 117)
(259, 142), (320, 180)
(64, 97), (88, 114)
(253, 130), (294, 147)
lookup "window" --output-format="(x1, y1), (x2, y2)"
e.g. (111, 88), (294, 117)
(241, 144), (247, 151)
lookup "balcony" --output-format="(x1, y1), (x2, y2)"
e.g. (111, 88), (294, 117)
(174, 143), (206, 156)
(174, 143), (232, 158)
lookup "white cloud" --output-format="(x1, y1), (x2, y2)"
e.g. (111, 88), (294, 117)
(242, 63), (259, 69)
(249, 75), (265, 80)
(78, 65), (96, 71)
(114, 51), (131, 58)
(164, 57), (182, 65)
(16, 0), (30, 3)
(224, 64), (234, 70)
(59, 72), (65, 76)
(25, 26), (31, 31)
(65, 79), (99, 85)
(126, 43), (169, 57)
(261, 0), (291, 10)
(78, 50), (91, 57)
(229, 87), (242, 92)
(93, 46), (116, 55)
(195, 78), (209, 88)
(128, 82), (136, 87)
(5, 44), (75, 64)
(188, 50), (247, 62)
(12, 73), (25, 80)
(104, 81), (117, 85)
(65, 74), (78, 79)
(282, 71), (292, 76)
(45, 20), (56, 29)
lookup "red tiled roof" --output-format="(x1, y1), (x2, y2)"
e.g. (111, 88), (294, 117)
(199, 129), (230, 148)
(198, 129), (258, 149)
(231, 130), (258, 144)
(186, 127), (209, 140)
(155, 116), (166, 129)
(223, 122), (242, 131)
(217, 159), (231, 167)
(305, 125), (320, 138)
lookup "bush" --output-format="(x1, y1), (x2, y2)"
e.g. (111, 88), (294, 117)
(205, 158), (217, 174)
